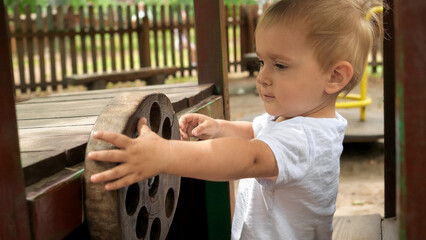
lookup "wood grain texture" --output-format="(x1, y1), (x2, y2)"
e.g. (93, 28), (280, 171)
(382, 218), (397, 240)
(0, 0), (31, 238)
(333, 214), (382, 240)
(26, 163), (84, 240)
(16, 82), (214, 186)
(66, 67), (178, 89)
(84, 93), (180, 240)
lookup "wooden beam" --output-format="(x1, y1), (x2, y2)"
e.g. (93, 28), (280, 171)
(0, 0), (31, 239)
(194, 0), (230, 120)
(383, 0), (396, 218)
(395, 0), (426, 238)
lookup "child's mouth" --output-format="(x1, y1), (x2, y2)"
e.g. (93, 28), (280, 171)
(263, 94), (275, 101)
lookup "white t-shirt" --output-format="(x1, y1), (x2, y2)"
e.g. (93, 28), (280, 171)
(231, 112), (347, 240)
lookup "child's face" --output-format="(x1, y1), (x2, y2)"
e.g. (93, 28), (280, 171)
(255, 24), (334, 119)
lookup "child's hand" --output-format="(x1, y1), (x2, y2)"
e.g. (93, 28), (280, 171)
(88, 118), (170, 190)
(179, 113), (220, 140)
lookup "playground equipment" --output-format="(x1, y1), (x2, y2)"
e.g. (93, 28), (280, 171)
(1, 0), (425, 239)
(84, 93), (181, 239)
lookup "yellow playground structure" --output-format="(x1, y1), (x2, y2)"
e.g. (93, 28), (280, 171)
(336, 6), (383, 121)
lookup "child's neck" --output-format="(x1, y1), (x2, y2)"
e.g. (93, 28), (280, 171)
(275, 102), (337, 122)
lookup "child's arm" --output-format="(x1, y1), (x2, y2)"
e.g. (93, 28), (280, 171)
(179, 113), (254, 140)
(89, 119), (277, 190)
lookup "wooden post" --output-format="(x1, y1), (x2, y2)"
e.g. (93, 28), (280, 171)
(141, 16), (151, 68)
(0, 0), (32, 239)
(383, 0), (396, 219)
(394, 0), (426, 238)
(246, 5), (257, 53)
(239, 5), (248, 69)
(194, 0), (230, 120)
(192, 1), (232, 239)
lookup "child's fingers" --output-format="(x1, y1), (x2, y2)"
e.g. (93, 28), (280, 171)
(104, 173), (143, 191)
(138, 124), (153, 137)
(92, 131), (132, 149)
(90, 163), (129, 184)
(137, 117), (148, 134)
(87, 149), (126, 163)
(179, 128), (189, 140)
(192, 122), (208, 137)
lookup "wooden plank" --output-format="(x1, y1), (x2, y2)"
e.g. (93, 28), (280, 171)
(22, 150), (67, 186)
(153, 5), (160, 67)
(18, 116), (98, 129)
(14, 5), (27, 92)
(88, 6), (97, 72)
(22, 143), (86, 186)
(26, 164), (84, 240)
(16, 101), (109, 120)
(225, 5), (230, 72)
(0, 0), (32, 237)
(16, 89), (212, 120)
(66, 66), (177, 89)
(68, 6), (77, 75)
(382, 218), (397, 240)
(169, 5), (176, 69)
(177, 5), (184, 76)
(332, 214), (382, 240)
(18, 126), (93, 152)
(99, 6), (107, 72)
(36, 6), (47, 91)
(126, 5), (134, 69)
(232, 5), (238, 70)
(383, 0), (396, 219)
(395, 0), (426, 237)
(18, 124), (93, 137)
(19, 82), (213, 104)
(161, 5), (168, 67)
(58, 6), (67, 88)
(185, 5), (192, 75)
(108, 5), (116, 71)
(239, 5), (247, 68)
(17, 84), (215, 186)
(141, 16), (151, 67)
(79, 6), (88, 73)
(25, 6), (36, 91)
(47, 5), (58, 91)
(136, 4), (143, 67)
(194, 0), (230, 120)
(117, 6), (126, 70)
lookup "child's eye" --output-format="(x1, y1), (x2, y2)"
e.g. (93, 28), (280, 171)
(274, 63), (287, 70)
(258, 60), (265, 68)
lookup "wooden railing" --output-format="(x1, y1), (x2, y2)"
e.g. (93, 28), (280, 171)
(8, 4), (257, 93)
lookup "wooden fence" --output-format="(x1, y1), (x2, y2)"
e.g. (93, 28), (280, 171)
(8, 4), (257, 93)
(8, 4), (381, 93)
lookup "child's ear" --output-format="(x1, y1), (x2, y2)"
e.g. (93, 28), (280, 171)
(325, 61), (353, 94)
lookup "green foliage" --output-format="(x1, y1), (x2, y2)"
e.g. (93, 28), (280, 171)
(5, 0), (45, 12)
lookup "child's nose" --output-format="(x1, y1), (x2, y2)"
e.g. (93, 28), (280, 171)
(256, 70), (272, 86)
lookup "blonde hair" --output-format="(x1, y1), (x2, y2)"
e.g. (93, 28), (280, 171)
(256, 0), (383, 94)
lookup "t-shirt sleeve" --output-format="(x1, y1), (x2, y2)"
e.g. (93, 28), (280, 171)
(254, 122), (311, 189)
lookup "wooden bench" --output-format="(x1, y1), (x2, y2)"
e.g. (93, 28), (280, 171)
(66, 66), (178, 90)
(333, 214), (397, 240)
